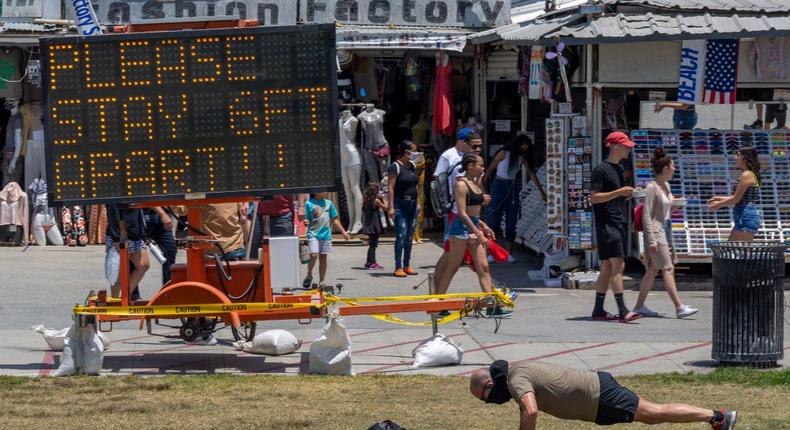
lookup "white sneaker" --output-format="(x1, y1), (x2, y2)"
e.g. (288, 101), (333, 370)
(633, 305), (659, 317)
(487, 254), (494, 263)
(676, 304), (699, 319)
(506, 255), (517, 263)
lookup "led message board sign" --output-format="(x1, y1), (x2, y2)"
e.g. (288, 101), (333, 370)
(41, 24), (338, 204)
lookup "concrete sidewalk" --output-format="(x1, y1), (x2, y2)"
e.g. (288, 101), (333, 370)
(1, 243), (787, 377)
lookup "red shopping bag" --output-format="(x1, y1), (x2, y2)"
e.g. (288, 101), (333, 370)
(488, 239), (510, 263)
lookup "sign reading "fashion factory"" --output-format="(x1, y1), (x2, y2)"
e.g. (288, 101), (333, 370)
(41, 24), (339, 204)
(302, 0), (510, 27)
(93, 1), (509, 27)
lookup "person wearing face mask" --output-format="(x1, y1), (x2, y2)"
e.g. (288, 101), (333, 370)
(387, 140), (420, 277)
(470, 360), (737, 430)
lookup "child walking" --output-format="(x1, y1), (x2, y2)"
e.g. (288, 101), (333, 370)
(302, 192), (351, 288)
(362, 183), (387, 269)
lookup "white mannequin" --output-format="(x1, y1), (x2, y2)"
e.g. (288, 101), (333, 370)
(29, 177), (63, 246)
(340, 110), (363, 234)
(357, 104), (388, 183)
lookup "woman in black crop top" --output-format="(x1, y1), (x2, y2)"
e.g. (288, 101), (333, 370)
(437, 154), (502, 301)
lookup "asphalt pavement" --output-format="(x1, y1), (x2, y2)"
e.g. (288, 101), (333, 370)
(1, 241), (787, 377)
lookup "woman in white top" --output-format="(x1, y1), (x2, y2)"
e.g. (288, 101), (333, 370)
(483, 133), (546, 258)
(634, 146), (698, 319)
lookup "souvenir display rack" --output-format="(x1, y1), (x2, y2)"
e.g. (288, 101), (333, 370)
(545, 118), (565, 234)
(632, 129), (790, 259)
(567, 137), (593, 249)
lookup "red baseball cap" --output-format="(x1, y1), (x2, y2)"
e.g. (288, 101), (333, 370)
(606, 131), (635, 148)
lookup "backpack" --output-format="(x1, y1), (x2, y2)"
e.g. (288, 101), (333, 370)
(429, 160), (462, 217)
(633, 203), (644, 232)
(367, 420), (406, 430)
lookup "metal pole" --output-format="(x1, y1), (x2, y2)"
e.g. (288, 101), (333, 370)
(428, 272), (438, 335)
(73, 314), (85, 374)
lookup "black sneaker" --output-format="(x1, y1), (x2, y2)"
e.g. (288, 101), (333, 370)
(711, 409), (737, 430)
(436, 310), (452, 318)
(744, 119), (763, 129)
(486, 307), (512, 318)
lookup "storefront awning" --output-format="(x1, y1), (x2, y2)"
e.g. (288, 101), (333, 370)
(542, 12), (790, 45)
(336, 24), (472, 52)
(0, 22), (63, 47)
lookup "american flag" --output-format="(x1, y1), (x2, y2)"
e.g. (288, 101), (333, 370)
(703, 39), (739, 104)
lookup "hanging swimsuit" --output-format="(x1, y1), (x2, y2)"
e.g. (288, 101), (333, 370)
(448, 179), (484, 239)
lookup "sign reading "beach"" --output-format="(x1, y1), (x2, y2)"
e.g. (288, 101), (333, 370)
(678, 39), (706, 105)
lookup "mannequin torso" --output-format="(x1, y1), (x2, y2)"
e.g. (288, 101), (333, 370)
(357, 105), (387, 150)
(339, 110), (360, 167)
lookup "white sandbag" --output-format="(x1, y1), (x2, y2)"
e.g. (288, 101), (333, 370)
(233, 329), (301, 355)
(309, 317), (354, 375)
(97, 330), (111, 351)
(52, 324), (105, 376)
(411, 333), (463, 368)
(32, 324), (69, 351)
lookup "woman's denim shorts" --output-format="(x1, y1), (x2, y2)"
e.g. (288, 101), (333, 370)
(732, 204), (761, 234)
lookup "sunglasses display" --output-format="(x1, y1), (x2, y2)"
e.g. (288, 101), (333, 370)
(632, 129), (790, 257)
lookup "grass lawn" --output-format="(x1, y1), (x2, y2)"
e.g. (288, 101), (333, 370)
(1, 368), (788, 429)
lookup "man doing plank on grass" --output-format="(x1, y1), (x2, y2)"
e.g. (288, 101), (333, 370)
(470, 360), (737, 430)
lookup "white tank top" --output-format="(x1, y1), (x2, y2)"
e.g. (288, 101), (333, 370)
(495, 151), (521, 180)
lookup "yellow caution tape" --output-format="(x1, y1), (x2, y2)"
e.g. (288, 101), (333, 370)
(325, 289), (514, 308)
(367, 311), (463, 326)
(73, 290), (512, 318)
(73, 302), (317, 316)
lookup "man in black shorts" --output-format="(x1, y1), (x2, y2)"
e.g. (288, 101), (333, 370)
(469, 360), (737, 430)
(590, 131), (640, 322)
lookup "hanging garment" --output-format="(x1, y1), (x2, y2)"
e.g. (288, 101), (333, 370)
(749, 37), (787, 80)
(517, 46), (531, 97)
(23, 138), (46, 189)
(411, 118), (428, 147)
(88, 204), (107, 245)
(0, 181), (28, 244)
(432, 52), (454, 137)
(61, 206), (87, 246)
(528, 47), (544, 100)
(404, 53), (422, 101)
(352, 56), (379, 102)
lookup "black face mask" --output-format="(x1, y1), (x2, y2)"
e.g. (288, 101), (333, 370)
(485, 360), (513, 404)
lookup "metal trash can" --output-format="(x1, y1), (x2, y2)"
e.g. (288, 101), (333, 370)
(710, 242), (786, 366)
